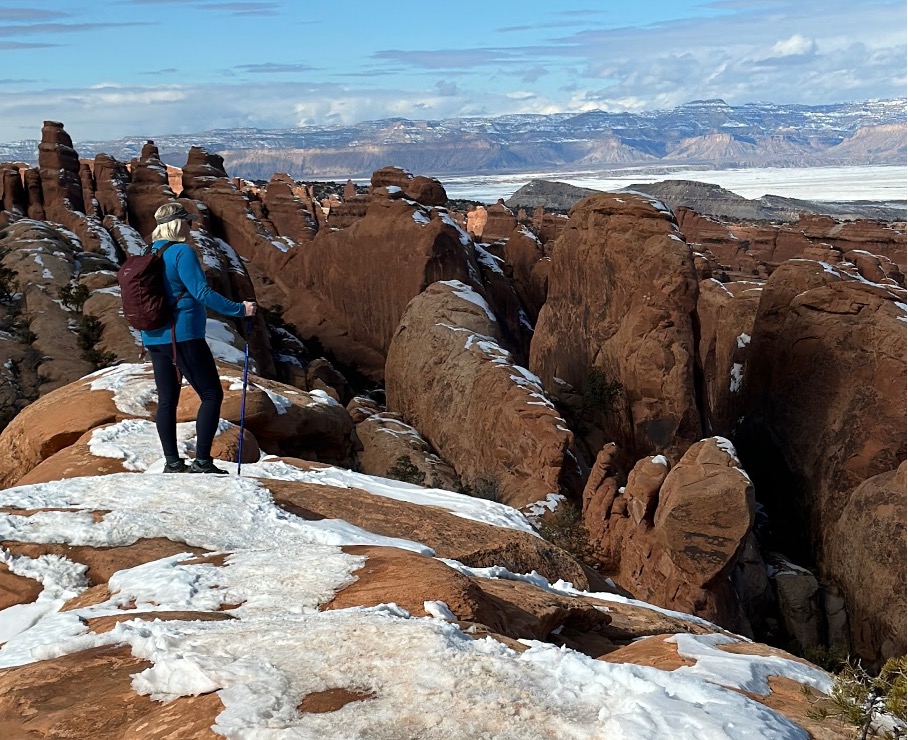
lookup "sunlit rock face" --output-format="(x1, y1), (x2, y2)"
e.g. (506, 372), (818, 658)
(371, 165), (447, 206)
(677, 207), (906, 284)
(386, 280), (573, 509)
(582, 437), (758, 635)
(277, 192), (479, 381)
(529, 192), (701, 464)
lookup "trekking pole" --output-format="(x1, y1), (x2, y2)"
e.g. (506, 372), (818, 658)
(236, 315), (253, 476)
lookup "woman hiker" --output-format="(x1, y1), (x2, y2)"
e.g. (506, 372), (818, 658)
(143, 202), (256, 474)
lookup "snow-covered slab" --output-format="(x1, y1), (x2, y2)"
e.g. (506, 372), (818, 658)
(0, 459), (824, 738)
(246, 459), (540, 536)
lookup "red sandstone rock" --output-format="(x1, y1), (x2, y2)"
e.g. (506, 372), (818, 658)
(210, 423), (260, 464)
(263, 173), (319, 244)
(466, 205), (488, 237)
(355, 412), (459, 490)
(827, 462), (906, 665)
(0, 164), (27, 215)
(738, 258), (906, 664)
(677, 206), (907, 284)
(79, 160), (96, 218)
(0, 645), (223, 738)
(601, 635), (850, 739)
(502, 225), (548, 322)
(266, 478), (591, 588)
(473, 200), (519, 242)
(0, 371), (127, 488)
(371, 166), (447, 206)
(583, 437), (756, 633)
(23, 167), (45, 220)
(530, 193), (701, 463)
(92, 153), (130, 221)
(386, 280), (572, 508)
(279, 195), (479, 380)
(695, 278), (762, 436)
(38, 121), (84, 217)
(125, 141), (176, 242)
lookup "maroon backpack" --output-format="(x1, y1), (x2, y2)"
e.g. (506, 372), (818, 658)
(117, 241), (185, 331)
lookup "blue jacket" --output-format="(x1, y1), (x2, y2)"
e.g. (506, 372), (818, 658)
(140, 240), (245, 346)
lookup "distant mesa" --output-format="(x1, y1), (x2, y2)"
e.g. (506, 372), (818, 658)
(506, 178), (908, 223)
(0, 98), (904, 181)
(505, 180), (603, 211)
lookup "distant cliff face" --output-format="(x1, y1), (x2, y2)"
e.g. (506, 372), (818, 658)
(0, 98), (904, 180)
(508, 178), (908, 223)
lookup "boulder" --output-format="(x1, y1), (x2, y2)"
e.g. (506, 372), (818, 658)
(210, 423), (260, 464)
(827, 463), (906, 665)
(179, 364), (354, 465)
(355, 413), (459, 490)
(583, 437), (757, 633)
(14, 424), (130, 485)
(0, 365), (144, 488)
(386, 281), (572, 508)
(765, 553), (823, 651)
(370, 166), (447, 206)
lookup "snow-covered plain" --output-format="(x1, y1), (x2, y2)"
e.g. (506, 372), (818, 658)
(438, 165), (908, 204)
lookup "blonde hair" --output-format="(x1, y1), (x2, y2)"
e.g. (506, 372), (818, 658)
(151, 219), (184, 242)
(151, 202), (190, 242)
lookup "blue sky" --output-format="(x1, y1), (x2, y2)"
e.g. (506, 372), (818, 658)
(0, 0), (904, 142)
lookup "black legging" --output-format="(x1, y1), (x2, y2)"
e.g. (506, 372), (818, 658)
(147, 338), (224, 462)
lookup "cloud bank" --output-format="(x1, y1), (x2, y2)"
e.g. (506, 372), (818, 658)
(0, 0), (903, 141)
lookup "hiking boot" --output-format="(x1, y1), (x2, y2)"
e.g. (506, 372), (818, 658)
(189, 458), (228, 475)
(163, 459), (189, 474)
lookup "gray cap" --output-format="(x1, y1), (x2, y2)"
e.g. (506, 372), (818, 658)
(154, 202), (198, 225)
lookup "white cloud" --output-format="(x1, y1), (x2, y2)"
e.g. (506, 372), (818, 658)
(0, 0), (903, 142)
(767, 34), (817, 58)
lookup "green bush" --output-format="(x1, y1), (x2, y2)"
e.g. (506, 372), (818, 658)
(82, 347), (117, 369)
(77, 314), (104, 351)
(13, 317), (36, 345)
(458, 476), (502, 503)
(386, 455), (426, 486)
(59, 282), (90, 312)
(537, 501), (602, 568)
(790, 643), (850, 674)
(583, 367), (622, 413)
(807, 655), (907, 739)
(0, 265), (16, 302)
(77, 314), (115, 369)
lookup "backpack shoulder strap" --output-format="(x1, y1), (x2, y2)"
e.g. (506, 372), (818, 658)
(144, 240), (178, 256)
(157, 240), (179, 255)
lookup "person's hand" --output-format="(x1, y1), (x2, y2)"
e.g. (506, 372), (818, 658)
(242, 301), (256, 317)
